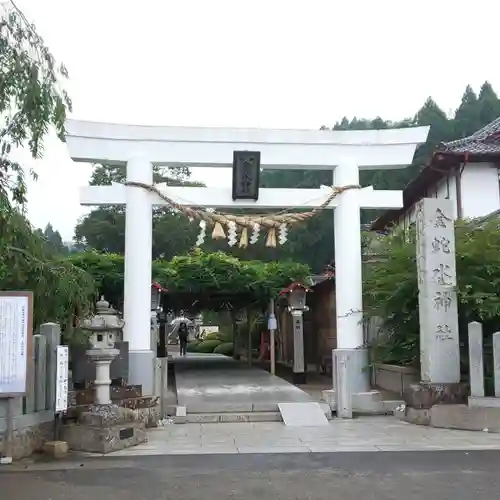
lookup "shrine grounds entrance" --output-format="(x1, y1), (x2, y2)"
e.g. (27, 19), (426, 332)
(66, 119), (429, 418)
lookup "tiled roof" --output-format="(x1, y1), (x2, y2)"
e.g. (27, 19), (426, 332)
(370, 116), (500, 231)
(440, 116), (500, 154)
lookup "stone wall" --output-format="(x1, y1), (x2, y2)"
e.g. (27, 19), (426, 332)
(0, 408), (54, 459)
(372, 363), (419, 396)
(0, 323), (60, 460)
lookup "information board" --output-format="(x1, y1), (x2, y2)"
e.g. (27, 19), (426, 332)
(0, 292), (33, 396)
(55, 345), (69, 412)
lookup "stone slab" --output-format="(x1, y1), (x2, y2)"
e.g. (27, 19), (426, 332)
(278, 402), (329, 426)
(469, 396), (500, 408)
(102, 416), (500, 458)
(186, 412), (282, 423)
(403, 403), (500, 433)
(431, 404), (500, 432)
(322, 389), (394, 415)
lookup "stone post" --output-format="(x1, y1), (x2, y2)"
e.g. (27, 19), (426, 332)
(468, 322), (485, 398)
(405, 198), (466, 409)
(416, 198), (460, 384)
(493, 332), (500, 398)
(291, 310), (305, 384)
(39, 323), (61, 411)
(33, 334), (47, 411)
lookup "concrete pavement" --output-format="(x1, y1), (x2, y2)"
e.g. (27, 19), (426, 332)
(172, 353), (315, 413)
(2, 451), (500, 499)
(96, 416), (500, 456)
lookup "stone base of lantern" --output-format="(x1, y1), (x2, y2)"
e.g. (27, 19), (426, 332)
(62, 404), (147, 454)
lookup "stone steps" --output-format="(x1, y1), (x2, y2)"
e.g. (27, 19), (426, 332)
(174, 402), (333, 424)
(186, 411), (283, 423)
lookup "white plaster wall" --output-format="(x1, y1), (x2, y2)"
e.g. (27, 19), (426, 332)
(460, 162), (500, 219)
(394, 163), (499, 229)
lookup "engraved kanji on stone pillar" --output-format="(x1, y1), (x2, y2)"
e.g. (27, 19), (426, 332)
(416, 198), (460, 383)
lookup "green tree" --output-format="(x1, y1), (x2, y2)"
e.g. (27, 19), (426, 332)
(454, 85), (480, 138)
(0, 3), (95, 328)
(75, 164), (205, 259)
(477, 81), (500, 126)
(33, 223), (67, 255)
(0, 2), (71, 204)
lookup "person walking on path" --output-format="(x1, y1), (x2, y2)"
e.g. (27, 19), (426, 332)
(178, 322), (189, 356)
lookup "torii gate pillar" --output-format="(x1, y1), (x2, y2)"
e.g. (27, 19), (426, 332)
(332, 159), (371, 418)
(123, 157), (154, 395)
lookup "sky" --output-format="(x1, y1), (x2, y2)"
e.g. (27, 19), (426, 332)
(12, 0), (500, 241)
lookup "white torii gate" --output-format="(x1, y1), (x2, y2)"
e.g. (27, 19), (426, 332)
(66, 120), (429, 410)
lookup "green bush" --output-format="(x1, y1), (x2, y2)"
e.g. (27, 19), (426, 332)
(186, 340), (200, 352)
(213, 342), (234, 356)
(195, 339), (222, 353)
(216, 330), (233, 343)
(66, 249), (310, 311)
(203, 332), (219, 341)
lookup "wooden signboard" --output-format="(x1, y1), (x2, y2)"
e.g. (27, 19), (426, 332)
(0, 291), (33, 397)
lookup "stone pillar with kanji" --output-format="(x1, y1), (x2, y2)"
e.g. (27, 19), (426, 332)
(405, 198), (467, 409)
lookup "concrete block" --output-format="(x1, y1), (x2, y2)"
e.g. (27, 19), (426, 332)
(404, 407), (431, 426)
(469, 396), (500, 409)
(351, 391), (383, 414)
(372, 363), (419, 396)
(322, 389), (336, 409)
(322, 389), (389, 415)
(430, 404), (500, 432)
(174, 405), (187, 424)
(42, 440), (69, 459)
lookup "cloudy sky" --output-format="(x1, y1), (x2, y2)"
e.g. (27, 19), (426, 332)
(13, 0), (500, 240)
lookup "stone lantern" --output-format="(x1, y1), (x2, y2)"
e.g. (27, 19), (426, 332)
(280, 283), (311, 384)
(81, 296), (123, 405)
(62, 297), (147, 455)
(151, 282), (162, 311)
(286, 285), (309, 312)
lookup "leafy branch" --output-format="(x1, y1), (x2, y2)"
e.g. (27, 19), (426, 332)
(0, 0), (71, 204)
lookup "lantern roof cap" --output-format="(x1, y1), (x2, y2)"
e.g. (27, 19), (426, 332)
(279, 282), (312, 295)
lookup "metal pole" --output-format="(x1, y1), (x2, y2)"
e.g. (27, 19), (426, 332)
(269, 299), (277, 376)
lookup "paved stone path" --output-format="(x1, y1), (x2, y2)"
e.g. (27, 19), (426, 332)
(173, 353), (314, 412)
(104, 416), (500, 456)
